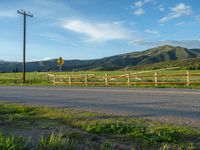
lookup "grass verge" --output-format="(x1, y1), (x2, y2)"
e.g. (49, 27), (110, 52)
(0, 102), (200, 150)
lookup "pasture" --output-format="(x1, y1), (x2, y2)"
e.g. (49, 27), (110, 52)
(0, 70), (200, 88)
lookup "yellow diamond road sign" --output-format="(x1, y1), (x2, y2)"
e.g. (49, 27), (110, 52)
(57, 57), (64, 66)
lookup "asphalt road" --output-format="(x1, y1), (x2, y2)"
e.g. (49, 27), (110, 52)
(0, 86), (200, 126)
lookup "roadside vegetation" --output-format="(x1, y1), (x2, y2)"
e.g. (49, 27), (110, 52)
(0, 70), (200, 88)
(0, 102), (200, 150)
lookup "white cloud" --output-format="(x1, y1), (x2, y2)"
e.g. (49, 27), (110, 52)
(131, 39), (200, 48)
(145, 29), (160, 37)
(175, 22), (185, 26)
(62, 19), (133, 42)
(32, 57), (52, 62)
(159, 3), (192, 23)
(132, 0), (154, 16)
(113, 20), (126, 25)
(144, 0), (155, 4)
(196, 15), (200, 21)
(159, 5), (165, 11)
(134, 8), (145, 16)
(134, 1), (143, 7)
(145, 29), (159, 35)
(42, 57), (52, 61)
(0, 10), (17, 18)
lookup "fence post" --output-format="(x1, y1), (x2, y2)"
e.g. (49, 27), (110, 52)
(69, 75), (71, 85)
(34, 72), (36, 81)
(155, 72), (158, 86)
(105, 74), (108, 86)
(186, 71), (190, 86)
(127, 73), (130, 86)
(53, 75), (56, 85)
(85, 74), (88, 86)
(47, 74), (49, 83)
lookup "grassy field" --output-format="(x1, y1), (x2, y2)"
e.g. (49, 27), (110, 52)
(0, 70), (200, 88)
(0, 101), (200, 150)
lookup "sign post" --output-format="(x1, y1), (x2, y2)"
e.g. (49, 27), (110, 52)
(57, 57), (64, 73)
(57, 57), (64, 83)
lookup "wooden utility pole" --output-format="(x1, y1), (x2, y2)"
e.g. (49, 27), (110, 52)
(17, 10), (33, 83)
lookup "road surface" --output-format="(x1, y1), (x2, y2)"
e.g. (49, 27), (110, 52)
(0, 86), (200, 127)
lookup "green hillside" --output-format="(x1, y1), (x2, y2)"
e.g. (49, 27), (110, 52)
(1, 45), (200, 72)
(128, 57), (200, 71)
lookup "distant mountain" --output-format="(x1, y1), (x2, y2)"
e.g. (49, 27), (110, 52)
(1, 45), (200, 72)
(129, 57), (200, 71)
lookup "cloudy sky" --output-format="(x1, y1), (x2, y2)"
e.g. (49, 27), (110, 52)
(0, 0), (200, 61)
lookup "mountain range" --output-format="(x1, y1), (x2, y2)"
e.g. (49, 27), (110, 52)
(1, 45), (200, 72)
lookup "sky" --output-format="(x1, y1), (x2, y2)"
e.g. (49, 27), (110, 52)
(0, 0), (200, 62)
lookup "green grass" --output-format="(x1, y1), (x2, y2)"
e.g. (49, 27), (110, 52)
(0, 133), (29, 150)
(0, 72), (50, 86)
(38, 132), (75, 150)
(0, 70), (200, 88)
(0, 102), (200, 149)
(129, 57), (200, 71)
(100, 140), (114, 150)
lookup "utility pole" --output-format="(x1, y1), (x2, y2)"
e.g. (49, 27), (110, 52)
(17, 10), (33, 83)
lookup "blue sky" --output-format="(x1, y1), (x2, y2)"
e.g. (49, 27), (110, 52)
(0, 0), (200, 62)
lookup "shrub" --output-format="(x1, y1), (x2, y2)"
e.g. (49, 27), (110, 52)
(0, 133), (29, 150)
(100, 140), (114, 150)
(38, 132), (75, 150)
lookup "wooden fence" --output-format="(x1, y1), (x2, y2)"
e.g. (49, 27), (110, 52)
(47, 71), (200, 86)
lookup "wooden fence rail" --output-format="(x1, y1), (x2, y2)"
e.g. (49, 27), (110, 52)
(47, 71), (200, 86)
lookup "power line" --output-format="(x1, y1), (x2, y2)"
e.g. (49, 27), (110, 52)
(17, 10), (33, 83)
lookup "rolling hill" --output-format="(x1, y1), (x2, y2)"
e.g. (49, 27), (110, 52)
(1, 45), (200, 72)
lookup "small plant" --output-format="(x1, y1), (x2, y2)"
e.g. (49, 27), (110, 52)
(81, 121), (200, 145)
(100, 140), (114, 150)
(1, 104), (200, 149)
(84, 121), (146, 135)
(160, 143), (196, 150)
(63, 130), (84, 141)
(0, 133), (29, 150)
(38, 132), (75, 150)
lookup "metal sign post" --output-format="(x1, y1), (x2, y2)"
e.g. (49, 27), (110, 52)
(57, 57), (64, 72)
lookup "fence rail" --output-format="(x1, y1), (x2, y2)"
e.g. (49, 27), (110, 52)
(47, 71), (200, 86)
